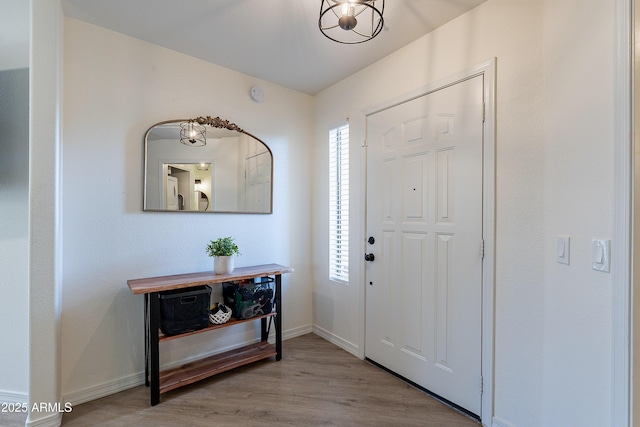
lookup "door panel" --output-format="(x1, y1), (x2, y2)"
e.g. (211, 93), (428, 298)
(401, 231), (428, 356)
(365, 75), (484, 416)
(402, 154), (428, 222)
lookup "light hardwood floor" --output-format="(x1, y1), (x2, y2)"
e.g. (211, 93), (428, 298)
(2, 334), (480, 427)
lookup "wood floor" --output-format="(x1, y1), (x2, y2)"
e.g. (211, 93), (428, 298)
(2, 334), (480, 427)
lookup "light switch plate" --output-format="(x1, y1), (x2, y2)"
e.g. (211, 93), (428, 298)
(557, 236), (570, 265)
(592, 239), (611, 272)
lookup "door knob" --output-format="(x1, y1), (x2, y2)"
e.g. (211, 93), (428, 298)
(364, 253), (375, 262)
(368, 236), (375, 245)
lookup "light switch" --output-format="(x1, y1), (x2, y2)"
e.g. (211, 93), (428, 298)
(594, 245), (604, 263)
(557, 236), (570, 265)
(592, 239), (611, 272)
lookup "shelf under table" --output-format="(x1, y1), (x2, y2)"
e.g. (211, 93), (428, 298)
(158, 341), (276, 394)
(159, 312), (277, 343)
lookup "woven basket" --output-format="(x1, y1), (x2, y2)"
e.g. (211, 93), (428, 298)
(209, 303), (232, 325)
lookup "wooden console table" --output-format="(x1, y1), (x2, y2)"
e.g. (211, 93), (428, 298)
(127, 263), (293, 405)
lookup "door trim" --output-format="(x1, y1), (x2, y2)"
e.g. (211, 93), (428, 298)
(361, 58), (496, 425)
(614, 1), (632, 426)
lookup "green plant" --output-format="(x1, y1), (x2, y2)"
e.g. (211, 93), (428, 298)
(206, 236), (241, 257)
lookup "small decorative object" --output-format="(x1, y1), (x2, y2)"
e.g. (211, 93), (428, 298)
(206, 236), (241, 274)
(209, 303), (232, 325)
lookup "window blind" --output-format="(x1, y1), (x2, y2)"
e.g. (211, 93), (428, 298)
(329, 123), (349, 283)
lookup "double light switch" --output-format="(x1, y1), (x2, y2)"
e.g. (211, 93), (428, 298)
(556, 236), (611, 273)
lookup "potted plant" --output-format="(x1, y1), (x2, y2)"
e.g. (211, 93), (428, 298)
(206, 236), (240, 275)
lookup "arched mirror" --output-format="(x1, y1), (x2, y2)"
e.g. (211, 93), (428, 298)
(144, 116), (273, 213)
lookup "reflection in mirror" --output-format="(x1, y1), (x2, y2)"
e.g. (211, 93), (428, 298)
(144, 117), (272, 213)
(197, 191), (209, 211)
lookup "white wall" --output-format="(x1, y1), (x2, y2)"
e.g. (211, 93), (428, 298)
(28, 0), (63, 425)
(0, 68), (29, 404)
(0, 0), (29, 72)
(541, 2), (613, 426)
(61, 18), (314, 403)
(313, 0), (614, 425)
(0, 0), (30, 407)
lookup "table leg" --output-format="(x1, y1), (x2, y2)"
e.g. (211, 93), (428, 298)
(149, 292), (160, 405)
(261, 317), (268, 342)
(144, 294), (149, 387)
(275, 274), (282, 361)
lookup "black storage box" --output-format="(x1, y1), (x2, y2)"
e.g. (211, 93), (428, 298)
(159, 285), (211, 335)
(222, 278), (274, 320)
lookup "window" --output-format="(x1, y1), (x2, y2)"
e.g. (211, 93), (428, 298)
(329, 123), (349, 283)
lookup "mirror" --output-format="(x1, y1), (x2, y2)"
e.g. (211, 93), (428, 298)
(144, 116), (272, 213)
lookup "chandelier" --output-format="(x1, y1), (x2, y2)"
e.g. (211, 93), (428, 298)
(318, 0), (384, 44)
(179, 120), (206, 147)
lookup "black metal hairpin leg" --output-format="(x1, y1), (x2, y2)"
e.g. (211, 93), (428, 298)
(275, 274), (282, 361)
(149, 292), (160, 406)
(144, 294), (149, 387)
(261, 317), (268, 342)
(261, 277), (274, 342)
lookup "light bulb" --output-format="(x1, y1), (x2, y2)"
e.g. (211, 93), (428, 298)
(338, 3), (357, 30)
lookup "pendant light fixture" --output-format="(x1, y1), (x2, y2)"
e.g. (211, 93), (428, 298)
(319, 0), (384, 44)
(179, 120), (206, 147)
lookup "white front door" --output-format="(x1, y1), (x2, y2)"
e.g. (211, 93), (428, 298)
(365, 75), (484, 416)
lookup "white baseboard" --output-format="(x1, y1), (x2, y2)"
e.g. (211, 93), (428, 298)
(0, 389), (28, 404)
(26, 412), (63, 427)
(1, 391), (65, 427)
(492, 416), (517, 427)
(62, 370), (144, 407)
(312, 324), (361, 358)
(62, 324), (314, 406)
(281, 323), (313, 341)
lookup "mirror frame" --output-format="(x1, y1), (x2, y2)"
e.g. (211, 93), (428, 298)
(143, 116), (273, 214)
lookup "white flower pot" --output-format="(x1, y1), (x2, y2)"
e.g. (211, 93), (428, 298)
(214, 255), (234, 275)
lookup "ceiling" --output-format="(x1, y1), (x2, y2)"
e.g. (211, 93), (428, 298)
(61, 0), (486, 95)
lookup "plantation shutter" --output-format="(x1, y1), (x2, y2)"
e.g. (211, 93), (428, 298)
(329, 123), (349, 283)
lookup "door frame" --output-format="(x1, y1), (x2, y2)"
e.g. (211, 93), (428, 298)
(614, 1), (632, 426)
(361, 58), (496, 424)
